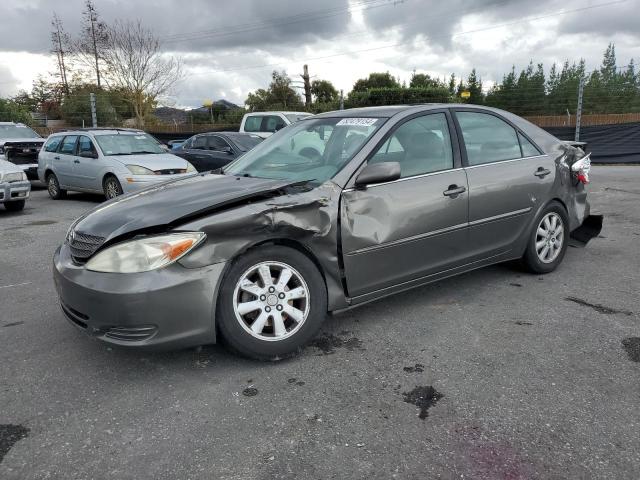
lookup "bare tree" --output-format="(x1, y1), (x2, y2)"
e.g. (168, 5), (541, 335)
(101, 20), (182, 127)
(51, 13), (71, 94)
(73, 0), (109, 87)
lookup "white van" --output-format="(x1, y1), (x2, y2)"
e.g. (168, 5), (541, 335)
(239, 112), (311, 138)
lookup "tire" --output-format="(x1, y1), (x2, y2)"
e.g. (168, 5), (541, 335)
(522, 201), (569, 274)
(46, 173), (66, 200)
(216, 245), (327, 360)
(4, 200), (25, 211)
(103, 175), (123, 200)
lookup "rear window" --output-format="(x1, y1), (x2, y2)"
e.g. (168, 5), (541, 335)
(228, 135), (263, 151)
(0, 124), (40, 139)
(44, 136), (62, 152)
(243, 116), (263, 133)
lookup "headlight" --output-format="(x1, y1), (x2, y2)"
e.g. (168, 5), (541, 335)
(186, 162), (196, 173)
(21, 171), (28, 181)
(126, 164), (156, 175)
(86, 232), (206, 273)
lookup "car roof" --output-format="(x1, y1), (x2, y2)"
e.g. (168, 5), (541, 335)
(50, 128), (145, 136)
(311, 103), (534, 119)
(245, 111), (310, 116)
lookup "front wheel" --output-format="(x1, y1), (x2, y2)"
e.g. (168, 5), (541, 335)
(4, 200), (25, 212)
(522, 202), (569, 274)
(216, 245), (327, 360)
(103, 175), (123, 200)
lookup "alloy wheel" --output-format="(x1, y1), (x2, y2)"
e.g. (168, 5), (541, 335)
(48, 176), (58, 197)
(535, 212), (564, 264)
(105, 179), (121, 199)
(232, 261), (310, 341)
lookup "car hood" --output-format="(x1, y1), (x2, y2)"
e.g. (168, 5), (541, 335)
(0, 138), (44, 146)
(72, 173), (300, 242)
(0, 158), (25, 174)
(110, 152), (191, 170)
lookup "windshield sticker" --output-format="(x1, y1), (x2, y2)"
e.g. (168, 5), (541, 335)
(336, 118), (378, 127)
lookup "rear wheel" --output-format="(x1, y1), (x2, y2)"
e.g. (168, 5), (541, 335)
(46, 173), (66, 200)
(4, 200), (25, 211)
(103, 175), (123, 200)
(522, 201), (569, 273)
(216, 245), (327, 360)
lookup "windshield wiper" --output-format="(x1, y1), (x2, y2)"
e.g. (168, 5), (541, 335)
(129, 151), (159, 154)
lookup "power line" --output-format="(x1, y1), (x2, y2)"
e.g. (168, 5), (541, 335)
(182, 0), (628, 78)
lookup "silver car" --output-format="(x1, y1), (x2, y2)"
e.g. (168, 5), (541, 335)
(38, 128), (196, 200)
(0, 158), (31, 211)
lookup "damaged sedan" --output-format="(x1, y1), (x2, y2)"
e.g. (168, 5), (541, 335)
(53, 105), (600, 359)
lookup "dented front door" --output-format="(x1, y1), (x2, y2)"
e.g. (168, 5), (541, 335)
(340, 170), (469, 297)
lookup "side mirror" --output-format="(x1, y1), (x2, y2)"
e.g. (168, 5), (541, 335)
(354, 162), (401, 188)
(79, 151), (98, 159)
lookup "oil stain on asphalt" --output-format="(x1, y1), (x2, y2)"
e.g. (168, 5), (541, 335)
(565, 296), (634, 316)
(403, 364), (425, 373)
(402, 386), (443, 420)
(0, 424), (29, 463)
(621, 338), (640, 362)
(242, 387), (258, 397)
(309, 333), (363, 354)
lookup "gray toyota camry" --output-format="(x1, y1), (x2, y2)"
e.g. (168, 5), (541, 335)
(54, 104), (599, 359)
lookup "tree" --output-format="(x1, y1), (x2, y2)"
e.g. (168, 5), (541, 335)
(244, 71), (302, 111)
(0, 98), (32, 124)
(352, 72), (400, 92)
(51, 13), (71, 95)
(100, 20), (183, 127)
(409, 72), (442, 89)
(466, 68), (484, 104)
(310, 79), (338, 103)
(74, 0), (109, 87)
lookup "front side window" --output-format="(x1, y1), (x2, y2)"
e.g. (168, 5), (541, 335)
(94, 133), (165, 156)
(370, 113), (454, 178)
(225, 117), (385, 185)
(44, 136), (62, 153)
(59, 135), (78, 155)
(456, 111), (522, 166)
(78, 136), (96, 155)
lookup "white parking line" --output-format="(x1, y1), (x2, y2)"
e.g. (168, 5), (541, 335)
(0, 282), (32, 290)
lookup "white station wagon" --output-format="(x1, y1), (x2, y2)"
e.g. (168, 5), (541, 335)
(38, 128), (196, 200)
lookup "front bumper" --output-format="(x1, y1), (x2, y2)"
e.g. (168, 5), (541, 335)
(0, 180), (30, 202)
(53, 245), (226, 350)
(18, 163), (39, 181)
(118, 173), (192, 194)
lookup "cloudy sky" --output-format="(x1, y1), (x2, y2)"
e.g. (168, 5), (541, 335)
(0, 0), (638, 108)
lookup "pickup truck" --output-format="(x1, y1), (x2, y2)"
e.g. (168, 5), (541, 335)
(0, 122), (45, 180)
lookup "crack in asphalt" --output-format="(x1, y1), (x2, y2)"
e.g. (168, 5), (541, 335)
(565, 296), (634, 316)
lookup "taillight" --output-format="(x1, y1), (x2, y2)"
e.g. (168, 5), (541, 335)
(571, 154), (591, 184)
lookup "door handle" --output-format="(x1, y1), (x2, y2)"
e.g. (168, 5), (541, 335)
(534, 167), (551, 178)
(73, 160), (80, 164)
(443, 185), (466, 197)
(54, 156), (60, 160)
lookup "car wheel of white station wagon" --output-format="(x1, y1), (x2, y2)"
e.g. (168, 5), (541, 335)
(217, 245), (327, 360)
(522, 201), (569, 274)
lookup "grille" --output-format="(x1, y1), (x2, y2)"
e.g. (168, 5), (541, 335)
(68, 231), (105, 261)
(155, 168), (186, 175)
(104, 325), (157, 342)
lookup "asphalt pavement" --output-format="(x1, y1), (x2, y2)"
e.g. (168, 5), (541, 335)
(1, 166), (639, 479)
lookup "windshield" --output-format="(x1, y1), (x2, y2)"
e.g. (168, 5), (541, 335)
(0, 124), (41, 139)
(229, 134), (263, 151)
(285, 113), (311, 123)
(224, 117), (385, 184)
(94, 133), (165, 156)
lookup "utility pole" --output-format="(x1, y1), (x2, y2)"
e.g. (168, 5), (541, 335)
(339, 90), (344, 110)
(301, 64), (312, 108)
(87, 2), (101, 87)
(89, 92), (97, 127)
(575, 76), (585, 142)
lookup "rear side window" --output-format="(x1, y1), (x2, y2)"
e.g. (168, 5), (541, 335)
(518, 132), (541, 157)
(207, 136), (229, 150)
(44, 136), (62, 153)
(370, 113), (454, 178)
(456, 112), (521, 166)
(192, 136), (207, 149)
(263, 116), (286, 132)
(59, 136), (78, 155)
